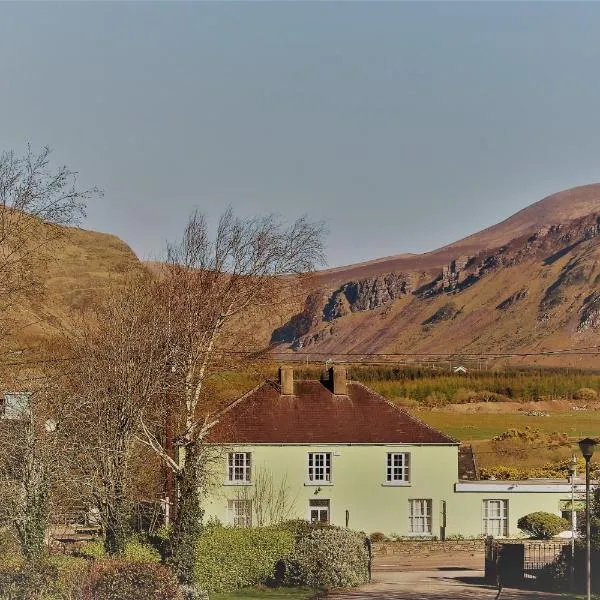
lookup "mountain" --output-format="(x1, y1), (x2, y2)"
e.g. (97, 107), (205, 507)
(8, 224), (143, 348)
(272, 183), (600, 366)
(12, 183), (600, 368)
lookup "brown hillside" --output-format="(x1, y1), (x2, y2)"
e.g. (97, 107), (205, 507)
(274, 184), (600, 367)
(11, 224), (143, 347)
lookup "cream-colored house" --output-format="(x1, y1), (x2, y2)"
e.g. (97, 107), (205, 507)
(202, 366), (586, 538)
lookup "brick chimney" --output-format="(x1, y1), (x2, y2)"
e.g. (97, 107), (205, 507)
(329, 365), (347, 395)
(279, 366), (294, 395)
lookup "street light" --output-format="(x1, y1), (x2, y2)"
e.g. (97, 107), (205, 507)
(568, 455), (578, 592)
(578, 437), (597, 600)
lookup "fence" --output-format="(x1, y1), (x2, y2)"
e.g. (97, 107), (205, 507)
(485, 537), (568, 586)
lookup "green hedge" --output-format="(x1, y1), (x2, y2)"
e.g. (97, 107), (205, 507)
(193, 526), (294, 593)
(280, 526), (370, 589)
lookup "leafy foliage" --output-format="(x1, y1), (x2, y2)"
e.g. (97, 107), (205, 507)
(0, 561), (58, 600)
(193, 526), (294, 593)
(480, 457), (600, 480)
(123, 539), (162, 564)
(280, 526), (370, 589)
(574, 387), (598, 401)
(84, 560), (181, 600)
(517, 512), (569, 539)
(78, 538), (162, 564)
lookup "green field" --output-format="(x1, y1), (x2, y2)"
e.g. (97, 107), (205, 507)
(413, 410), (600, 441)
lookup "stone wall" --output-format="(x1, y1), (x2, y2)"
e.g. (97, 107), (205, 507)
(373, 539), (485, 557)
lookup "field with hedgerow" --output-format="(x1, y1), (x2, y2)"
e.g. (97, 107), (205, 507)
(351, 365), (600, 477)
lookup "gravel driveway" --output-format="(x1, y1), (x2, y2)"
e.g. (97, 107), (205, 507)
(327, 569), (568, 600)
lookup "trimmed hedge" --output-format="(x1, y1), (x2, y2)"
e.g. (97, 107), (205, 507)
(517, 512), (569, 539)
(84, 560), (181, 600)
(280, 526), (370, 589)
(193, 526), (294, 593)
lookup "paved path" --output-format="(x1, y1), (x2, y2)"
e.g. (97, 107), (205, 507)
(327, 569), (566, 600)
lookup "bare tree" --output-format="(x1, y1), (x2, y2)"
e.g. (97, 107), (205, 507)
(0, 145), (100, 343)
(0, 380), (78, 560)
(0, 145), (99, 560)
(138, 208), (326, 583)
(235, 468), (297, 527)
(56, 276), (169, 555)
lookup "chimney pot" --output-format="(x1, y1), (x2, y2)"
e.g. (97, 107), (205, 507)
(329, 365), (347, 395)
(279, 366), (294, 395)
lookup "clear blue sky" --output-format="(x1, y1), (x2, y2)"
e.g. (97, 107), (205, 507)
(2, 1), (600, 267)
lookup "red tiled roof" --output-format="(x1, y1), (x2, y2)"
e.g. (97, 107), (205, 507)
(208, 380), (457, 444)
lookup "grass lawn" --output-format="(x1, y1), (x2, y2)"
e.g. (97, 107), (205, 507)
(212, 588), (319, 600)
(412, 410), (600, 441)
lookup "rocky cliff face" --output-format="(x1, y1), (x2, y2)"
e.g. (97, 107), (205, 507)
(323, 273), (412, 321)
(270, 209), (600, 360)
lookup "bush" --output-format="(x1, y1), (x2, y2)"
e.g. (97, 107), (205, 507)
(517, 512), (569, 539)
(423, 392), (447, 407)
(281, 526), (370, 589)
(78, 541), (105, 560)
(78, 538), (161, 563)
(84, 560), (181, 600)
(123, 539), (162, 564)
(193, 526), (294, 593)
(0, 561), (58, 600)
(574, 387), (598, 401)
(48, 555), (90, 599)
(369, 532), (386, 542)
(0, 528), (23, 569)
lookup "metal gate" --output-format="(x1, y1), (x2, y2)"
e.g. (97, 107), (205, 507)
(485, 538), (567, 585)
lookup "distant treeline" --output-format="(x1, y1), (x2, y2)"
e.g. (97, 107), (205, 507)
(267, 363), (600, 404)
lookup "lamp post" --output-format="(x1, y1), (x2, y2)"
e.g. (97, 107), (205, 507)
(568, 455), (578, 592)
(578, 437), (597, 600)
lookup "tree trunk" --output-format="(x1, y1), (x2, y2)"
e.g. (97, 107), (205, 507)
(171, 443), (204, 585)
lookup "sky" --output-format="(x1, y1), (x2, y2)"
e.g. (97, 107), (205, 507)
(1, 1), (600, 268)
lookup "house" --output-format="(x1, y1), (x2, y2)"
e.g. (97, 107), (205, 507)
(453, 366), (467, 374)
(202, 366), (590, 538)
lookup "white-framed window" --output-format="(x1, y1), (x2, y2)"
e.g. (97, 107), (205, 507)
(386, 452), (410, 483)
(308, 452), (332, 483)
(409, 499), (432, 535)
(228, 499), (252, 527)
(227, 452), (252, 483)
(483, 500), (508, 537)
(309, 499), (330, 524)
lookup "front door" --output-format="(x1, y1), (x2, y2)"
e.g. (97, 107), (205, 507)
(309, 499), (330, 524)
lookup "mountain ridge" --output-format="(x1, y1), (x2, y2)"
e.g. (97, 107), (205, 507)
(273, 183), (600, 366)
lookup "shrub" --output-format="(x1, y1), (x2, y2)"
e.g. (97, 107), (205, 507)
(84, 560), (181, 600)
(0, 528), (23, 568)
(78, 541), (105, 560)
(423, 391), (447, 407)
(78, 538), (161, 563)
(281, 526), (370, 589)
(0, 561), (58, 600)
(193, 526), (294, 593)
(369, 532), (386, 542)
(517, 512), (569, 539)
(123, 539), (162, 564)
(48, 555), (90, 599)
(574, 387), (598, 401)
